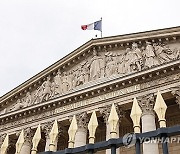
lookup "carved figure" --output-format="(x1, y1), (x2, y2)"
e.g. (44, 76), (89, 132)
(130, 43), (143, 71)
(153, 43), (171, 64)
(105, 51), (117, 77)
(50, 81), (56, 97)
(9, 99), (24, 111)
(71, 69), (78, 88)
(0, 108), (7, 115)
(143, 41), (159, 68)
(83, 61), (90, 83)
(33, 86), (44, 104)
(76, 65), (85, 86)
(54, 70), (63, 94)
(24, 92), (33, 106)
(68, 70), (74, 90)
(89, 49), (104, 80)
(173, 48), (180, 59)
(116, 53), (125, 75)
(40, 76), (52, 102)
(171, 87), (180, 108)
(123, 48), (132, 74)
(62, 72), (70, 93)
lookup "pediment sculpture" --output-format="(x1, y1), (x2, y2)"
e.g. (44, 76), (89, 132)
(1, 41), (180, 114)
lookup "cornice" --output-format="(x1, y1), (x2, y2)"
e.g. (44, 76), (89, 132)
(0, 59), (180, 125)
(0, 26), (180, 108)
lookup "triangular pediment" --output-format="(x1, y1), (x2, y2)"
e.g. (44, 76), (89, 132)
(1, 26), (180, 114)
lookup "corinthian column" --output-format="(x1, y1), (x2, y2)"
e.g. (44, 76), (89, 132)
(43, 121), (58, 152)
(171, 87), (180, 108)
(74, 112), (88, 147)
(138, 94), (159, 154)
(99, 104), (124, 154)
(0, 134), (6, 148)
(19, 127), (33, 154)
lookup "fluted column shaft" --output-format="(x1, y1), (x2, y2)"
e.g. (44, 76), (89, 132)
(74, 112), (87, 147)
(106, 122), (120, 154)
(99, 104), (124, 154)
(139, 94), (159, 154)
(20, 141), (31, 154)
(43, 121), (58, 152)
(20, 128), (32, 154)
(45, 136), (50, 151)
(74, 127), (87, 147)
(141, 113), (159, 154)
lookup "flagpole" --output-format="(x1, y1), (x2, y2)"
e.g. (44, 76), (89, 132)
(101, 17), (102, 38)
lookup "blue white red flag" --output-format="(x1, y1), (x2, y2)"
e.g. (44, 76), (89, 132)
(81, 20), (102, 31)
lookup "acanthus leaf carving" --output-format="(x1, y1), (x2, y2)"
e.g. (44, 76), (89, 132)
(0, 133), (7, 146)
(42, 121), (54, 139)
(138, 93), (155, 115)
(171, 86), (180, 108)
(99, 104), (125, 124)
(76, 112), (88, 129)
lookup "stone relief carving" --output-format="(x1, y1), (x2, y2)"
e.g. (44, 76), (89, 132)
(42, 121), (54, 139)
(171, 87), (180, 107)
(0, 133), (6, 146)
(23, 127), (34, 145)
(9, 99), (24, 111)
(105, 51), (117, 76)
(24, 92), (33, 106)
(1, 41), (180, 113)
(54, 69), (63, 95)
(138, 93), (155, 115)
(76, 112), (88, 129)
(89, 48), (105, 80)
(143, 41), (159, 68)
(99, 104), (125, 124)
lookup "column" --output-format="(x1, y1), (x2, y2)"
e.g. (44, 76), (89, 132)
(171, 87), (180, 107)
(20, 128), (32, 154)
(0, 134), (6, 147)
(74, 112), (88, 147)
(138, 94), (159, 154)
(43, 121), (58, 152)
(99, 104), (124, 154)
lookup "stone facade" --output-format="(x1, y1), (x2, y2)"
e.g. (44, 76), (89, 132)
(0, 26), (180, 154)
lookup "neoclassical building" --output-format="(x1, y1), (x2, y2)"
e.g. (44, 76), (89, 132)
(1, 26), (180, 154)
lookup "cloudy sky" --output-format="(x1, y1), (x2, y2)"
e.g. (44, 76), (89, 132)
(0, 0), (180, 96)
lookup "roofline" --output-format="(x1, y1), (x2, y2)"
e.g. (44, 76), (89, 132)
(1, 25), (180, 102)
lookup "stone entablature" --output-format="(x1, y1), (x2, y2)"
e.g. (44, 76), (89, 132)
(0, 26), (180, 113)
(0, 66), (180, 134)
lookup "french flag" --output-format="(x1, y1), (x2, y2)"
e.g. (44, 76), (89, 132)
(81, 20), (102, 31)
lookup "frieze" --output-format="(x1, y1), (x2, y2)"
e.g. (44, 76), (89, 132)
(0, 84), (140, 131)
(1, 71), (180, 132)
(1, 40), (180, 114)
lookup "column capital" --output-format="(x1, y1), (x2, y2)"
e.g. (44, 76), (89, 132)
(24, 127), (33, 146)
(138, 93), (155, 116)
(76, 112), (88, 130)
(42, 121), (54, 139)
(99, 104), (125, 124)
(0, 133), (7, 146)
(171, 86), (180, 107)
(16, 127), (33, 146)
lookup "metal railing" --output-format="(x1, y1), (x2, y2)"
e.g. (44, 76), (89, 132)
(40, 125), (180, 154)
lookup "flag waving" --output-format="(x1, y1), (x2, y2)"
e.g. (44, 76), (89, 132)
(81, 19), (102, 31)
